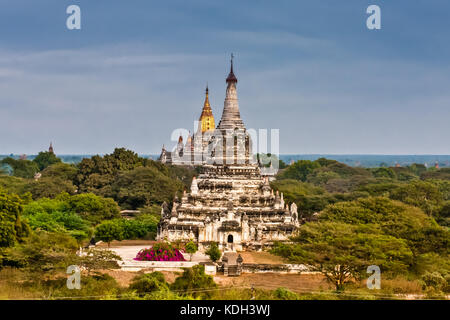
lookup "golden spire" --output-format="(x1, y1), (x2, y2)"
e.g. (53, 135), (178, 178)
(204, 84), (210, 107)
(199, 84), (215, 133)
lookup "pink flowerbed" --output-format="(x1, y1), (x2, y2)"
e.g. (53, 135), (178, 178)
(134, 242), (185, 262)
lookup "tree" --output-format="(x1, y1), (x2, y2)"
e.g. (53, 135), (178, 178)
(390, 181), (443, 216)
(0, 189), (30, 247)
(371, 167), (396, 179)
(41, 163), (78, 181)
(75, 148), (145, 193)
(271, 221), (413, 291)
(95, 220), (123, 247)
(2, 231), (78, 272)
(24, 177), (76, 199)
(109, 166), (184, 209)
(205, 242), (221, 262)
(277, 160), (320, 182)
(79, 248), (121, 275)
(33, 151), (62, 171)
(0, 158), (38, 179)
(63, 193), (121, 225)
(129, 272), (169, 294)
(171, 265), (217, 298)
(22, 198), (91, 242)
(185, 241), (198, 261)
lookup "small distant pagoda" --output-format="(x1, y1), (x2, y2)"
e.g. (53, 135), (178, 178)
(157, 57), (300, 251)
(48, 142), (54, 154)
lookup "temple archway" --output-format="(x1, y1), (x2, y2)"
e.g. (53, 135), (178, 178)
(227, 234), (234, 243)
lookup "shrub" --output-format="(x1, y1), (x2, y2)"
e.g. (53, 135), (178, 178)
(95, 220), (123, 247)
(205, 242), (221, 262)
(421, 272), (446, 291)
(171, 265), (217, 298)
(273, 287), (299, 300)
(185, 241), (197, 261)
(128, 272), (168, 294)
(134, 242), (185, 262)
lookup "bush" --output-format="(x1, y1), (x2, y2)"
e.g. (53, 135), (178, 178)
(421, 272), (446, 292)
(128, 272), (168, 294)
(273, 287), (299, 300)
(134, 242), (185, 262)
(171, 265), (217, 298)
(205, 242), (221, 262)
(185, 241), (197, 261)
(95, 220), (123, 246)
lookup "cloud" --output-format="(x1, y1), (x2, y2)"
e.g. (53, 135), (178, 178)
(0, 38), (449, 155)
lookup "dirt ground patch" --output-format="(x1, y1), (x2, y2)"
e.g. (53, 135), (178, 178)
(238, 251), (288, 264)
(214, 273), (332, 293)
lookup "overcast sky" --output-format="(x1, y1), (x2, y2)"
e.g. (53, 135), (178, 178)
(0, 0), (449, 155)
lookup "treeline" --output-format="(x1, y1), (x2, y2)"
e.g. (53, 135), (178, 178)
(0, 148), (198, 248)
(272, 158), (449, 226)
(271, 158), (450, 295)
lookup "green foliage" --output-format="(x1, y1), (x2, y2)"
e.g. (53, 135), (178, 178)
(0, 158), (38, 179)
(22, 198), (91, 241)
(94, 220), (124, 246)
(390, 181), (443, 215)
(421, 168), (450, 181)
(62, 193), (120, 225)
(79, 249), (121, 274)
(421, 272), (447, 292)
(0, 189), (30, 247)
(94, 215), (159, 245)
(121, 218), (157, 240)
(1, 231), (78, 272)
(391, 167), (418, 181)
(33, 152), (62, 171)
(370, 167), (396, 179)
(277, 160), (320, 182)
(42, 273), (121, 300)
(110, 166), (184, 209)
(319, 197), (449, 256)
(408, 163), (428, 176)
(24, 177), (76, 200)
(75, 148), (145, 193)
(41, 163), (78, 181)
(0, 175), (28, 196)
(435, 201), (450, 227)
(74, 148), (187, 210)
(171, 265), (217, 298)
(185, 240), (198, 261)
(256, 153), (287, 169)
(205, 242), (221, 262)
(272, 221), (413, 290)
(129, 272), (169, 294)
(273, 287), (299, 300)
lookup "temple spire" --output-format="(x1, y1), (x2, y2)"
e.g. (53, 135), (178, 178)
(226, 53), (238, 84)
(218, 54), (244, 130)
(199, 84), (215, 132)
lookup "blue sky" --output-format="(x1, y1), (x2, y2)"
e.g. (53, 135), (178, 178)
(0, 0), (449, 155)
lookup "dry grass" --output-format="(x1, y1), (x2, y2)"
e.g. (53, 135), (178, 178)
(214, 273), (333, 293)
(0, 268), (41, 300)
(378, 277), (423, 294)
